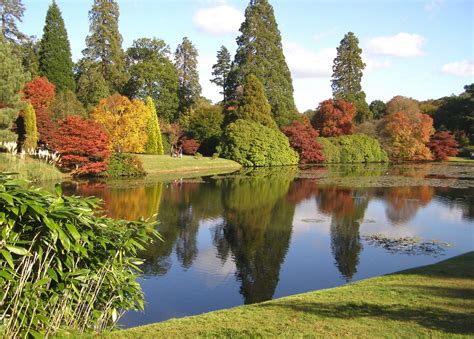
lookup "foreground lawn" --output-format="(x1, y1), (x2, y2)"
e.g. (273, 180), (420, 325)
(111, 252), (474, 338)
(137, 154), (241, 176)
(448, 157), (474, 163)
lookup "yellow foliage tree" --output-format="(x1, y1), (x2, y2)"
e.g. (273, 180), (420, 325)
(91, 94), (149, 153)
(145, 97), (164, 155)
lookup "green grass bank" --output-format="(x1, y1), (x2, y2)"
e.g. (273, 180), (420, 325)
(137, 154), (241, 176)
(110, 252), (474, 338)
(448, 157), (474, 163)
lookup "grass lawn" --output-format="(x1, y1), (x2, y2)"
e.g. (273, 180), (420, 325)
(448, 157), (474, 163)
(137, 154), (241, 176)
(110, 252), (474, 338)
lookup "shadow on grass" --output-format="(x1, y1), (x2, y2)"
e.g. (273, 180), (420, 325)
(258, 300), (473, 335)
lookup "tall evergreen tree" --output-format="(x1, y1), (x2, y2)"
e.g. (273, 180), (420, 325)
(211, 45), (231, 101)
(0, 36), (25, 142)
(39, 0), (75, 93)
(82, 0), (127, 93)
(22, 102), (37, 150)
(234, 0), (298, 127)
(125, 38), (179, 123)
(174, 37), (201, 114)
(145, 96), (164, 155)
(0, 0), (26, 43)
(331, 32), (371, 123)
(232, 74), (276, 129)
(75, 59), (110, 110)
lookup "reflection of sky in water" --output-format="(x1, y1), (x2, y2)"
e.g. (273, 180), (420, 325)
(67, 169), (473, 328)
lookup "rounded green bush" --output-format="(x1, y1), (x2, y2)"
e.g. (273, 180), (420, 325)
(107, 153), (146, 177)
(220, 119), (299, 167)
(318, 134), (388, 163)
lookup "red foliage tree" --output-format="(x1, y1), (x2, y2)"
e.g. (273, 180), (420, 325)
(282, 118), (324, 163)
(23, 77), (56, 146)
(312, 99), (355, 137)
(52, 116), (111, 176)
(180, 137), (200, 155)
(427, 131), (459, 161)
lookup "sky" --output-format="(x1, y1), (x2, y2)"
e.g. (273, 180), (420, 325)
(19, 0), (474, 112)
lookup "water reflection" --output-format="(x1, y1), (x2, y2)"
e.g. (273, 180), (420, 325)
(63, 164), (474, 326)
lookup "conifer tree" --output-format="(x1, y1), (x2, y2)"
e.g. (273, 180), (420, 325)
(0, 0), (26, 43)
(233, 74), (276, 129)
(76, 59), (110, 110)
(39, 0), (75, 92)
(0, 36), (25, 142)
(211, 45), (231, 101)
(174, 37), (201, 114)
(144, 96), (164, 155)
(331, 32), (371, 123)
(23, 102), (37, 150)
(82, 0), (127, 93)
(234, 0), (298, 127)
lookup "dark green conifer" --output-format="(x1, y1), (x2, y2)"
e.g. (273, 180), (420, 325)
(234, 0), (298, 127)
(39, 0), (75, 92)
(211, 46), (231, 102)
(331, 32), (371, 123)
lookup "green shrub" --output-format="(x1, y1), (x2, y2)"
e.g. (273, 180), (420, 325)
(211, 152), (219, 160)
(0, 174), (160, 337)
(318, 134), (388, 163)
(106, 153), (146, 177)
(162, 133), (171, 155)
(220, 119), (299, 167)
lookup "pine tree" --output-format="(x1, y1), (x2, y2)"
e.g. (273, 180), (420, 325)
(233, 74), (276, 129)
(76, 59), (110, 110)
(174, 37), (201, 115)
(211, 45), (231, 101)
(0, 0), (26, 43)
(82, 0), (127, 93)
(39, 0), (75, 93)
(331, 32), (371, 123)
(0, 36), (25, 142)
(234, 0), (298, 127)
(145, 96), (164, 155)
(23, 102), (37, 150)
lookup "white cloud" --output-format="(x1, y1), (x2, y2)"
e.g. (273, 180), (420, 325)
(366, 33), (426, 57)
(312, 26), (339, 42)
(425, 0), (445, 13)
(193, 4), (244, 36)
(363, 53), (391, 72)
(441, 60), (474, 77)
(198, 54), (222, 103)
(283, 41), (336, 79)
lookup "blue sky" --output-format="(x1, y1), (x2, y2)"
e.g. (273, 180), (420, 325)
(19, 0), (473, 111)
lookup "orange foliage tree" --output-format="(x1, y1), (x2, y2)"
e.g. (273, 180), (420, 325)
(22, 77), (56, 146)
(379, 109), (434, 161)
(282, 118), (324, 163)
(311, 99), (355, 137)
(90, 94), (150, 153)
(427, 131), (459, 161)
(52, 116), (110, 176)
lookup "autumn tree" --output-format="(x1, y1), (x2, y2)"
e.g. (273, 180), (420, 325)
(331, 32), (371, 123)
(386, 95), (419, 116)
(369, 100), (387, 119)
(174, 37), (201, 114)
(379, 108), (434, 161)
(22, 102), (37, 150)
(0, 35), (25, 142)
(0, 0), (26, 43)
(38, 0), (75, 92)
(125, 38), (179, 123)
(282, 118), (324, 163)
(312, 99), (355, 137)
(90, 94), (149, 153)
(81, 0), (127, 93)
(229, 74), (276, 129)
(234, 0), (298, 127)
(427, 131), (459, 161)
(52, 116), (110, 176)
(144, 96), (164, 155)
(22, 76), (56, 145)
(211, 45), (231, 101)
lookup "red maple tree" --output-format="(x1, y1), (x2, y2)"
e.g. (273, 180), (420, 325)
(312, 99), (355, 137)
(427, 131), (459, 161)
(282, 118), (324, 163)
(52, 116), (111, 176)
(181, 137), (200, 155)
(23, 77), (56, 146)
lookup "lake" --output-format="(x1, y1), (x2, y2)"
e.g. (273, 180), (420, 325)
(62, 163), (474, 328)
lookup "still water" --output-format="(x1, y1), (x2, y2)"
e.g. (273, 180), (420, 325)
(64, 163), (474, 328)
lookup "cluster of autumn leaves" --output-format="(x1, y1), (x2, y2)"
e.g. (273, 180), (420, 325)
(17, 76), (164, 175)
